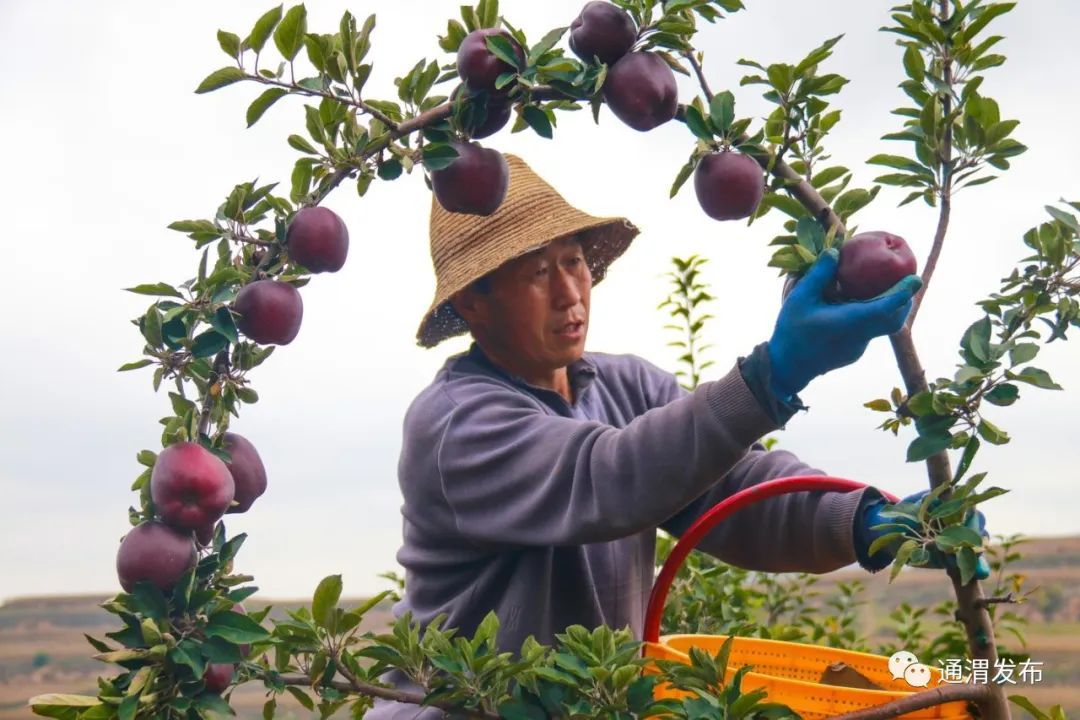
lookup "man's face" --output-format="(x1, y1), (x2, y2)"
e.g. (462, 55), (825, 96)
(458, 237), (592, 377)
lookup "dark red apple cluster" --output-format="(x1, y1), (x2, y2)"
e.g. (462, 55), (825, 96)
(430, 2), (765, 224)
(114, 205), (352, 694)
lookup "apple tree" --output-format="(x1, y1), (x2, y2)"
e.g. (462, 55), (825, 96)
(29, 1), (1080, 719)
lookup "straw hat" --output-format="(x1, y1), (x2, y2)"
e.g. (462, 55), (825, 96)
(417, 153), (640, 347)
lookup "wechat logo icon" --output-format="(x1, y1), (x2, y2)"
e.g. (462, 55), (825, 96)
(889, 650), (933, 688)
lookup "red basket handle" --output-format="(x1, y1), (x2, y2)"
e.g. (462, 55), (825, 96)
(643, 475), (899, 644)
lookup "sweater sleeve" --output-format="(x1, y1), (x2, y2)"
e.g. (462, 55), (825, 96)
(434, 362), (780, 547)
(658, 445), (878, 573)
(648, 354), (874, 573)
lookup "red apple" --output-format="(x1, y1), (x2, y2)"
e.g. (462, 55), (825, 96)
(203, 663), (234, 694)
(431, 141), (509, 216)
(570, 2), (638, 66)
(457, 28), (524, 94)
(222, 433), (267, 514)
(116, 521), (197, 593)
(151, 442), (235, 531)
(602, 51), (678, 132)
(694, 151), (765, 221)
(287, 206), (349, 273)
(233, 280), (303, 346)
(837, 231), (918, 300)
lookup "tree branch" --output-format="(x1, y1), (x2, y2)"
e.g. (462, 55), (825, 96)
(246, 73), (400, 132)
(277, 673), (501, 720)
(682, 51), (714, 101)
(829, 683), (991, 720)
(907, 3), (955, 330)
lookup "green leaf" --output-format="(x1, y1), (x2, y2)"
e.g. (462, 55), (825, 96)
(811, 166), (848, 188)
(217, 30), (241, 59)
(670, 161), (695, 198)
(907, 432), (951, 462)
(935, 524), (984, 551)
(961, 316), (993, 363)
(890, 539), (919, 580)
(527, 26), (568, 66)
(1009, 367), (1062, 390)
(867, 154), (927, 174)
(683, 106), (713, 141)
(246, 87), (289, 127)
(247, 5), (283, 53)
(485, 34), (522, 71)
(312, 575), (343, 630)
(864, 399), (892, 412)
(523, 106), (553, 139)
(127, 283), (183, 298)
(195, 66), (246, 94)
(287, 134), (319, 154)
(273, 5), (308, 61)
(709, 90), (735, 136)
(118, 359), (154, 372)
(205, 610), (270, 644)
(956, 546), (978, 585)
(377, 158), (403, 180)
(190, 330), (230, 358)
(985, 383), (1019, 406)
(902, 44), (925, 82)
(976, 418), (1009, 445)
(28, 695), (102, 720)
(210, 307), (240, 344)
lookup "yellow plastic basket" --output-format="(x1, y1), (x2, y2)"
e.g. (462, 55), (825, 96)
(644, 634), (969, 719)
(641, 476), (974, 719)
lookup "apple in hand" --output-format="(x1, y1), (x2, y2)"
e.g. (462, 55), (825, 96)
(151, 442), (235, 531)
(837, 231), (918, 300)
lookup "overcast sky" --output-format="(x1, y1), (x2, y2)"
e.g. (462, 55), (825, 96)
(2, 1), (1078, 603)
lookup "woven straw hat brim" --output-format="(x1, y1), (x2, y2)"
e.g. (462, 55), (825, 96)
(417, 153), (639, 348)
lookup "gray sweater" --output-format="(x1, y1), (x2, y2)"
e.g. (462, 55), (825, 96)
(368, 344), (876, 719)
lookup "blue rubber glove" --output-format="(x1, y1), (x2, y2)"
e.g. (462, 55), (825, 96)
(767, 249), (922, 400)
(855, 490), (991, 580)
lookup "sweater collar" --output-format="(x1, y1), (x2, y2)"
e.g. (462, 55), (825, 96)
(465, 342), (597, 405)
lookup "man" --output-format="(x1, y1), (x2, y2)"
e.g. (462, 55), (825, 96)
(369, 155), (977, 718)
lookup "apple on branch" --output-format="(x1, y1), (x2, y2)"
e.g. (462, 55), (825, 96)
(569, 1), (637, 66)
(602, 51), (678, 132)
(431, 140), (509, 216)
(286, 206), (349, 274)
(116, 521), (197, 593)
(150, 441), (235, 532)
(457, 28), (524, 94)
(694, 151), (765, 221)
(233, 279), (304, 346)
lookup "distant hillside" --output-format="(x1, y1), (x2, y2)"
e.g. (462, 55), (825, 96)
(3, 535), (1078, 719)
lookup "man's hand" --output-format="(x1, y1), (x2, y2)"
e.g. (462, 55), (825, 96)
(855, 490), (991, 579)
(767, 248), (922, 399)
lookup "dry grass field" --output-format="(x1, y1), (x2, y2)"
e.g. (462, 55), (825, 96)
(4, 536), (1079, 719)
